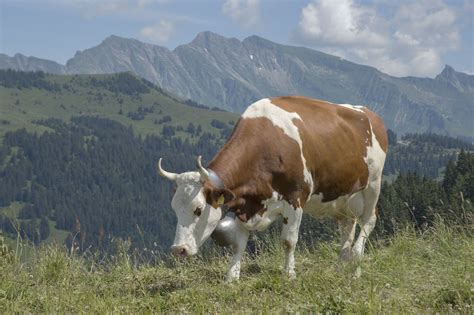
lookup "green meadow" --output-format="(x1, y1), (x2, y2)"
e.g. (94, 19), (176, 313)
(1, 221), (472, 313)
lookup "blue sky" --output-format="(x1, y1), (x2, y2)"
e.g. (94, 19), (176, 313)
(0, 0), (472, 77)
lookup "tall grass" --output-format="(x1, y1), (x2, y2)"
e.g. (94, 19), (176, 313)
(1, 220), (472, 313)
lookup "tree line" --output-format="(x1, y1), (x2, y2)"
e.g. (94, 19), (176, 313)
(0, 117), (223, 251)
(0, 69), (60, 91)
(383, 130), (471, 179)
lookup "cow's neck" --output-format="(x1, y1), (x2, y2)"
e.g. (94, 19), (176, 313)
(208, 153), (252, 191)
(208, 143), (268, 196)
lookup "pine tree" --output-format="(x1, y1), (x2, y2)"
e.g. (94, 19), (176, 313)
(39, 217), (50, 240)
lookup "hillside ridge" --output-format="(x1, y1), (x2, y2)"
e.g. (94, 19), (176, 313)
(1, 32), (473, 137)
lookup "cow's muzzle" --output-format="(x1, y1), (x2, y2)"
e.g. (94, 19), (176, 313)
(171, 245), (189, 257)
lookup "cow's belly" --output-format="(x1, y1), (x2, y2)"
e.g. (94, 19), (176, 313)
(304, 190), (365, 219)
(241, 192), (290, 231)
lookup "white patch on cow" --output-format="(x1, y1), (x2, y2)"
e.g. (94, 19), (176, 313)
(243, 191), (284, 231)
(336, 103), (365, 113)
(242, 98), (314, 197)
(171, 171), (222, 255)
(364, 122), (387, 182)
(303, 189), (367, 219)
(305, 193), (347, 218)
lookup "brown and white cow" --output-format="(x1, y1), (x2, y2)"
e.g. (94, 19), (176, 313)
(158, 96), (388, 281)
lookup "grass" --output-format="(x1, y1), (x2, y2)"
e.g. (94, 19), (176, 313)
(1, 221), (472, 313)
(0, 73), (237, 141)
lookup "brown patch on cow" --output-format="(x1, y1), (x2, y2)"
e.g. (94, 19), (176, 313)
(282, 239), (292, 250)
(271, 96), (372, 202)
(283, 217), (288, 224)
(206, 96), (388, 221)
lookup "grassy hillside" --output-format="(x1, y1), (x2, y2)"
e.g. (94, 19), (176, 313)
(1, 222), (472, 313)
(0, 70), (237, 140)
(0, 70), (238, 252)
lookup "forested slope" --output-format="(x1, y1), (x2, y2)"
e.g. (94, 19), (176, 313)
(1, 114), (472, 252)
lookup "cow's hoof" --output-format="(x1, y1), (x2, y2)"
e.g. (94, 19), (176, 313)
(283, 270), (296, 280)
(351, 250), (364, 261)
(225, 276), (239, 283)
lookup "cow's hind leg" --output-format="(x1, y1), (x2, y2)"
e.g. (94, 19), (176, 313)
(281, 204), (303, 279)
(352, 179), (381, 258)
(338, 217), (356, 261)
(352, 208), (376, 258)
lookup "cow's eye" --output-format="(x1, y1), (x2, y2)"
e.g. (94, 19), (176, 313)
(194, 206), (202, 217)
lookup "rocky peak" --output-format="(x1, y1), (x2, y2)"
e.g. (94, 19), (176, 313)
(436, 65), (457, 81)
(435, 65), (474, 92)
(189, 31), (241, 49)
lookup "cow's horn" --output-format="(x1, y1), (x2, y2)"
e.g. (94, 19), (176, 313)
(157, 158), (178, 181)
(196, 156), (209, 180)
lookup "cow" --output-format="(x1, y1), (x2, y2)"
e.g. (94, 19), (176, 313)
(157, 96), (388, 282)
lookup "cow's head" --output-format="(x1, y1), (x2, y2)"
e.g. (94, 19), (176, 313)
(157, 156), (235, 257)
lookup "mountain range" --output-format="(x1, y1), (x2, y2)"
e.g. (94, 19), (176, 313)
(1, 31), (473, 138)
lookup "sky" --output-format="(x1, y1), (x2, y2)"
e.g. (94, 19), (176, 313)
(0, 0), (473, 78)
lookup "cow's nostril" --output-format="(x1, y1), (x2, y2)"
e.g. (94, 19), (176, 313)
(171, 246), (188, 257)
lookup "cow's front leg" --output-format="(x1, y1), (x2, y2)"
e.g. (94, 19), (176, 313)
(226, 221), (249, 282)
(281, 205), (303, 279)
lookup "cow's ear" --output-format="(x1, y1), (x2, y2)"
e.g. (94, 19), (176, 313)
(207, 187), (235, 208)
(214, 188), (235, 205)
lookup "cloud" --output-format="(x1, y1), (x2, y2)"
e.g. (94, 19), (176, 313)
(222, 0), (261, 29)
(295, 0), (461, 77)
(139, 20), (175, 44)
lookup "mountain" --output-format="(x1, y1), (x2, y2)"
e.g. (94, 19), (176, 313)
(1, 32), (473, 137)
(0, 53), (66, 74)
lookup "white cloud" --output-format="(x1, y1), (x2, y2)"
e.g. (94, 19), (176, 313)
(139, 20), (175, 44)
(222, 0), (261, 29)
(295, 0), (461, 77)
(298, 0), (387, 47)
